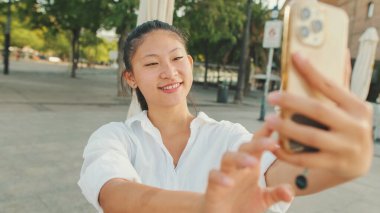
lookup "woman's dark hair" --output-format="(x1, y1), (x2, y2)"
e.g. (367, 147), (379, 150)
(122, 20), (188, 111)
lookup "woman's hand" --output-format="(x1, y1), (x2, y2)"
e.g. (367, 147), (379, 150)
(266, 53), (373, 180)
(202, 125), (293, 213)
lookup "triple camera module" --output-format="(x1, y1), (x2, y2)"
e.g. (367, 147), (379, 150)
(297, 7), (324, 46)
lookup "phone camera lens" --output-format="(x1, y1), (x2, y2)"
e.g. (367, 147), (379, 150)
(311, 20), (323, 33)
(300, 8), (311, 20)
(299, 26), (310, 38)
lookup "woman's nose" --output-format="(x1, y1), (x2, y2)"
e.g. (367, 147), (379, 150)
(160, 61), (178, 79)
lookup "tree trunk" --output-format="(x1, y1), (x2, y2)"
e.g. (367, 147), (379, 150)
(71, 28), (81, 78)
(203, 39), (209, 89)
(234, 0), (252, 103)
(117, 28), (129, 96)
(244, 56), (252, 96)
(222, 47), (233, 67)
(217, 63), (221, 83)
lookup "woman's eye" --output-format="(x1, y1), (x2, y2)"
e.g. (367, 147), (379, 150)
(173, 56), (183, 61)
(145, 62), (158, 67)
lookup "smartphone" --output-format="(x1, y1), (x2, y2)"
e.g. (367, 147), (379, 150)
(279, 0), (349, 153)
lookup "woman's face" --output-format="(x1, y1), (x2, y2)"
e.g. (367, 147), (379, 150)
(127, 30), (193, 110)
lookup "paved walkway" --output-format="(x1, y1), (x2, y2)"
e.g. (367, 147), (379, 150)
(0, 60), (379, 213)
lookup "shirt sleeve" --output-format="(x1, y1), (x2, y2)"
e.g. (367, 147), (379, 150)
(77, 123), (141, 212)
(226, 123), (291, 213)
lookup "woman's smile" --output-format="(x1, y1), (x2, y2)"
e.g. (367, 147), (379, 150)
(158, 82), (183, 93)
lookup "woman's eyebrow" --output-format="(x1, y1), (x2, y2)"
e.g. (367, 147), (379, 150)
(143, 54), (158, 59)
(142, 47), (182, 59)
(169, 47), (181, 53)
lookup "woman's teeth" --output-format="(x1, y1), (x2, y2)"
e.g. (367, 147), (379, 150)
(162, 83), (180, 90)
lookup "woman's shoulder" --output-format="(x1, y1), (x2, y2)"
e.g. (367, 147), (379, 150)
(87, 111), (149, 147)
(90, 122), (129, 138)
(85, 122), (135, 150)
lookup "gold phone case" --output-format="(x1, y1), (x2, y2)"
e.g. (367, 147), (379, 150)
(280, 0), (349, 153)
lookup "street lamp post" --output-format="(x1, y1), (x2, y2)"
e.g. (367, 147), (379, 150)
(3, 0), (11, 75)
(258, 3), (281, 121)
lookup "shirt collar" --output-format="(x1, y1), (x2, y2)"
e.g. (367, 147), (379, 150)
(124, 110), (149, 128)
(124, 111), (216, 130)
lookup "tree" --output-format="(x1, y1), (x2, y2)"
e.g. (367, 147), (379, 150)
(100, 0), (138, 96)
(174, 0), (246, 88)
(23, 0), (113, 78)
(42, 29), (71, 60)
(11, 21), (45, 50)
(80, 29), (115, 66)
(245, 1), (270, 96)
(234, 0), (253, 103)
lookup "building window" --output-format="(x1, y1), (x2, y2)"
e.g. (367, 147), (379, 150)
(367, 2), (375, 18)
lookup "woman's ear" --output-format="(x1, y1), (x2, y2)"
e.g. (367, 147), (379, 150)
(124, 71), (137, 89)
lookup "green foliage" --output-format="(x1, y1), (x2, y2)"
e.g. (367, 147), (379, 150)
(10, 19), (45, 49)
(249, 1), (270, 69)
(80, 29), (117, 63)
(1, 0), (270, 69)
(101, 0), (138, 35)
(24, 0), (111, 32)
(174, 0), (247, 64)
(171, 0), (271, 67)
(42, 29), (71, 59)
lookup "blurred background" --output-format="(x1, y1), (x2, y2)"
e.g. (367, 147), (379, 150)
(0, 0), (379, 212)
(0, 0), (379, 102)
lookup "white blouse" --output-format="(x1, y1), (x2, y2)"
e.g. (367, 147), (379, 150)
(78, 111), (290, 212)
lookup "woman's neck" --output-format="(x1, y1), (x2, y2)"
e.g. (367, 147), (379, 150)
(147, 104), (194, 134)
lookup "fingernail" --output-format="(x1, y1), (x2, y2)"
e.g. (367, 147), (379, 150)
(268, 91), (281, 104)
(243, 155), (258, 166)
(265, 114), (279, 127)
(284, 184), (295, 197)
(274, 143), (281, 150)
(221, 176), (234, 187)
(293, 52), (306, 63)
(260, 138), (281, 151)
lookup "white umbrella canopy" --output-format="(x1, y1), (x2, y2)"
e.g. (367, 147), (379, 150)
(350, 27), (379, 101)
(137, 0), (175, 25)
(127, 0), (175, 118)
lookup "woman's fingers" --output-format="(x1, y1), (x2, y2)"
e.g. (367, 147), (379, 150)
(262, 184), (294, 206)
(273, 149), (338, 171)
(265, 114), (345, 152)
(220, 152), (259, 173)
(239, 137), (280, 158)
(208, 169), (235, 188)
(292, 53), (363, 113)
(253, 122), (274, 138)
(237, 123), (278, 162)
(268, 91), (353, 131)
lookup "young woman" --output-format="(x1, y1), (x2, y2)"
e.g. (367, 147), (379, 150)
(78, 20), (373, 213)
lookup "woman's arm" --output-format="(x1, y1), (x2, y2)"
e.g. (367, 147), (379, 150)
(266, 160), (347, 196)
(99, 151), (293, 213)
(99, 178), (203, 213)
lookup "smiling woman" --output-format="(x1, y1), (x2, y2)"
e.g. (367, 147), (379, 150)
(125, 31), (192, 110)
(78, 20), (373, 213)
(122, 21), (192, 111)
